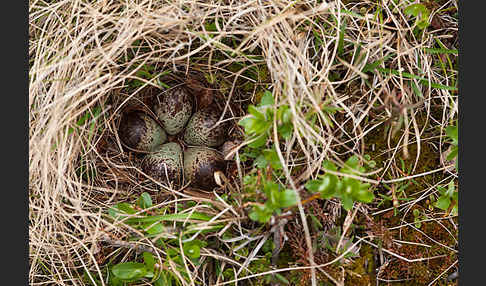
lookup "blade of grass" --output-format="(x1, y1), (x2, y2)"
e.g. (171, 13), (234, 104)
(376, 67), (457, 91)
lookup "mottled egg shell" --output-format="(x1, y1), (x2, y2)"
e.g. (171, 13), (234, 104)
(142, 142), (183, 186)
(183, 108), (228, 147)
(183, 147), (226, 190)
(119, 111), (167, 152)
(154, 86), (194, 135)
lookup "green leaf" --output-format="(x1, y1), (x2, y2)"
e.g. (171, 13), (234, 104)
(446, 146), (458, 161)
(126, 212), (212, 224)
(248, 133), (268, 148)
(445, 181), (455, 198)
(248, 105), (265, 120)
(435, 196), (451, 211)
(344, 155), (360, 171)
(404, 4), (429, 18)
(267, 190), (280, 208)
(451, 204), (458, 216)
(341, 194), (354, 211)
(238, 116), (270, 135)
(154, 273), (170, 286)
(249, 205), (273, 223)
(338, 18), (346, 56)
(417, 19), (429, 29)
(166, 248), (180, 259)
(238, 116), (253, 130)
(320, 176), (338, 198)
(108, 202), (136, 219)
(376, 67), (456, 91)
(254, 154), (268, 169)
(259, 90), (275, 107)
(137, 192), (153, 209)
(279, 189), (298, 208)
(263, 180), (280, 198)
(353, 187), (374, 203)
(143, 252), (156, 271)
(144, 222), (165, 235)
(116, 203), (136, 214)
(275, 273), (290, 285)
(342, 177), (359, 196)
(277, 105), (292, 123)
(108, 274), (124, 286)
(263, 148), (283, 170)
(424, 48), (458, 55)
(446, 125), (458, 145)
(278, 123), (293, 140)
(305, 176), (337, 199)
(322, 160), (338, 171)
(305, 180), (323, 193)
(112, 262), (147, 281)
(413, 209), (420, 217)
(414, 215), (422, 228)
(362, 53), (395, 73)
(183, 241), (201, 259)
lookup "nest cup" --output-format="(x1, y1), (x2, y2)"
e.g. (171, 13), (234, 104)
(114, 69), (235, 190)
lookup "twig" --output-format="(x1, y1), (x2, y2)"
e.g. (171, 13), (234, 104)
(427, 260), (458, 286)
(357, 236), (447, 263)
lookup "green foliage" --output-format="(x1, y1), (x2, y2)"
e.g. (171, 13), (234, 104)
(137, 192), (153, 209)
(249, 180), (298, 223)
(238, 90), (294, 148)
(68, 106), (102, 137)
(183, 239), (207, 259)
(376, 67), (457, 91)
(445, 124), (458, 171)
(128, 64), (171, 89)
(305, 156), (374, 211)
(111, 262), (148, 281)
(262, 147), (283, 170)
(412, 209), (425, 229)
(434, 180), (458, 216)
(322, 226), (359, 259)
(109, 251), (184, 286)
(404, 3), (430, 30)
(106, 193), (219, 285)
(377, 184), (414, 216)
(314, 99), (341, 128)
(238, 90), (299, 223)
(69, 106), (103, 180)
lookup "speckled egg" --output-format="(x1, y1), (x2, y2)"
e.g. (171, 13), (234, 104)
(119, 111), (167, 152)
(183, 108), (228, 147)
(183, 147), (226, 190)
(154, 86), (194, 135)
(142, 142), (183, 186)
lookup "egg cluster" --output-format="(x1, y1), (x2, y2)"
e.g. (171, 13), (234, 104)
(118, 86), (228, 190)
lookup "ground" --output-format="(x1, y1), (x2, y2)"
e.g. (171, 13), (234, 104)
(29, 1), (458, 285)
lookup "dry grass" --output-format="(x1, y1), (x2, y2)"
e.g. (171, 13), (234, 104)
(30, 0), (458, 285)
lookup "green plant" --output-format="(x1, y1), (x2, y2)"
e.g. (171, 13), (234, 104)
(434, 180), (458, 216)
(128, 64), (171, 89)
(108, 251), (185, 286)
(238, 90), (294, 148)
(238, 91), (299, 223)
(105, 193), (217, 285)
(305, 156), (375, 211)
(377, 183), (414, 209)
(445, 124), (458, 171)
(322, 226), (359, 260)
(412, 209), (426, 229)
(248, 179), (298, 223)
(404, 3), (430, 30)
